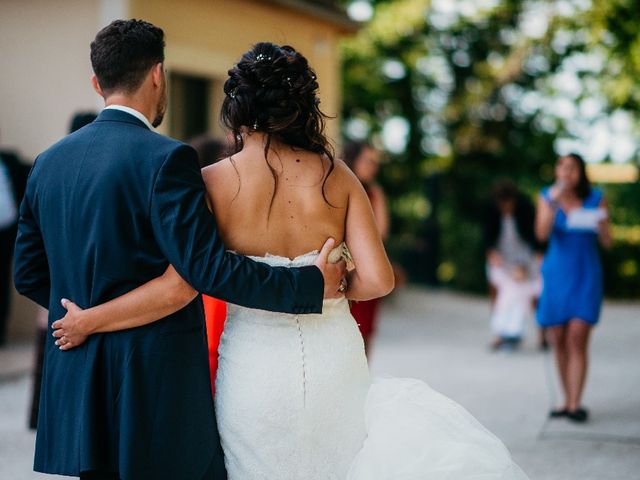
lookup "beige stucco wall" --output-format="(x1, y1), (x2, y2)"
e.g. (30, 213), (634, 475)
(130, 0), (343, 141)
(0, 0), (106, 161)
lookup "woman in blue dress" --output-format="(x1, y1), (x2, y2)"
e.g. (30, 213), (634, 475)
(535, 153), (612, 422)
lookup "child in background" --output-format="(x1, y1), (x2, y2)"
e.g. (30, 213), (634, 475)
(489, 262), (541, 350)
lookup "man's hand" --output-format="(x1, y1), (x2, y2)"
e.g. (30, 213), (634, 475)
(51, 299), (90, 351)
(315, 238), (347, 299)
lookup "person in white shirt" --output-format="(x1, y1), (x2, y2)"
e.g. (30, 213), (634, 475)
(488, 263), (541, 349)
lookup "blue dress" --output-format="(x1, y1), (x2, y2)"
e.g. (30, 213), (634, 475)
(537, 187), (604, 327)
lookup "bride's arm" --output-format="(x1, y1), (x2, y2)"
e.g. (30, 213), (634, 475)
(341, 163), (395, 301)
(52, 265), (197, 350)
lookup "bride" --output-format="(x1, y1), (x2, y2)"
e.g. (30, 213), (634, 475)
(53, 42), (528, 479)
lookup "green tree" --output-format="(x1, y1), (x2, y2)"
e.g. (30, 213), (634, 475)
(341, 0), (640, 296)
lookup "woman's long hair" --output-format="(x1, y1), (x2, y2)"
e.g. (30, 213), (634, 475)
(220, 42), (335, 218)
(563, 153), (591, 199)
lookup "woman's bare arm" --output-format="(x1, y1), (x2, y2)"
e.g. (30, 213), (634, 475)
(535, 194), (556, 242)
(340, 163), (394, 301)
(597, 197), (612, 248)
(369, 184), (390, 241)
(52, 265), (197, 350)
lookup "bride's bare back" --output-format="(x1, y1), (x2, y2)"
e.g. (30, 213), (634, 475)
(204, 134), (348, 259)
(203, 133), (393, 300)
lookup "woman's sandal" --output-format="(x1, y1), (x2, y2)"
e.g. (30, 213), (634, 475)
(549, 408), (568, 418)
(566, 407), (589, 423)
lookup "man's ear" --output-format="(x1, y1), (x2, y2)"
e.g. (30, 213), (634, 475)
(151, 63), (164, 88)
(91, 75), (105, 98)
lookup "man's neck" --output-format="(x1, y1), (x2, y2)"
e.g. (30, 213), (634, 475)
(104, 95), (154, 126)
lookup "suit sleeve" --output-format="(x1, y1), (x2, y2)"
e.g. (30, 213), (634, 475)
(13, 172), (51, 309)
(150, 144), (324, 314)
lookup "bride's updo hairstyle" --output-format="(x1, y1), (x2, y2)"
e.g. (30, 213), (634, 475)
(221, 42), (335, 212)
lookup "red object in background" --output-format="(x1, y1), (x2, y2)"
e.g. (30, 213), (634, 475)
(203, 295), (227, 395)
(350, 298), (380, 348)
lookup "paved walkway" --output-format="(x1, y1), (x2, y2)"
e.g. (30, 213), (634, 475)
(1, 288), (639, 479)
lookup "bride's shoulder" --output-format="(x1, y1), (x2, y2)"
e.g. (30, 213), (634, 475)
(201, 157), (240, 199)
(328, 158), (360, 189)
(327, 158), (367, 202)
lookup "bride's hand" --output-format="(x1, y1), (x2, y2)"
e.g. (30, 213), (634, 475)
(51, 299), (91, 351)
(315, 238), (347, 299)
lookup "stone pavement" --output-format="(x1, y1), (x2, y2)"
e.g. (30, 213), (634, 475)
(1, 288), (639, 479)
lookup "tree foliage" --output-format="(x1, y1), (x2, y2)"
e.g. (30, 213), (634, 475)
(341, 0), (640, 296)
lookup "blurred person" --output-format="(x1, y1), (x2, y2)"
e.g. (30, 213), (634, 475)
(190, 134), (227, 168)
(29, 111), (97, 429)
(343, 140), (389, 355)
(535, 153), (612, 423)
(0, 142), (30, 347)
(484, 179), (544, 350)
(52, 42), (528, 479)
(70, 111), (99, 133)
(488, 262), (541, 351)
(189, 133), (228, 394)
(14, 22), (343, 480)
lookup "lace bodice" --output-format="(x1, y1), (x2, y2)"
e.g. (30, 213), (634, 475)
(244, 242), (348, 267)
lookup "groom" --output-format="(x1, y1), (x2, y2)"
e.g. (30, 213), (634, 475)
(14, 19), (345, 480)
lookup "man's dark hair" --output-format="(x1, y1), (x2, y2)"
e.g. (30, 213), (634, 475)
(90, 19), (165, 95)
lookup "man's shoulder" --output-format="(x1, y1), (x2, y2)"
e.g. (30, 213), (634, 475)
(39, 123), (188, 165)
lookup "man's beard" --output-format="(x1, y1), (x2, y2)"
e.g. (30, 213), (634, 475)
(152, 87), (167, 128)
(152, 110), (165, 128)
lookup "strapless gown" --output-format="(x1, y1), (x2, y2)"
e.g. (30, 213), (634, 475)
(215, 246), (529, 479)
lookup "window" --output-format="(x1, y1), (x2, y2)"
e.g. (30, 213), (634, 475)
(169, 72), (210, 141)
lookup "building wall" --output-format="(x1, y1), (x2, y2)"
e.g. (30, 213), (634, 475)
(130, 0), (343, 141)
(0, 0), (105, 161)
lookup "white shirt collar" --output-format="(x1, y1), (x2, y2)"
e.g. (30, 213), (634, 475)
(104, 105), (154, 130)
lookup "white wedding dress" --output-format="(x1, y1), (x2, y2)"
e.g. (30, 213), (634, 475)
(215, 246), (529, 480)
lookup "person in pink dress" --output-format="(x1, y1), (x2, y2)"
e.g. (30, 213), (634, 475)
(343, 141), (389, 355)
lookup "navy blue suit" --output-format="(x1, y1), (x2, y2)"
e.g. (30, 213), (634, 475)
(13, 109), (324, 479)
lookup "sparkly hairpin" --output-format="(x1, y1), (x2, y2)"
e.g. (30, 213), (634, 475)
(228, 88), (237, 99)
(284, 76), (292, 87)
(256, 53), (272, 62)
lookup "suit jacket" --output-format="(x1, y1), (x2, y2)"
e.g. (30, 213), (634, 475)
(13, 109), (324, 479)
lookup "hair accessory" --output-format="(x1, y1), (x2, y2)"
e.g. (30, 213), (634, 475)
(256, 53), (272, 61)
(284, 76), (292, 87)
(228, 88), (237, 99)
(253, 120), (259, 130)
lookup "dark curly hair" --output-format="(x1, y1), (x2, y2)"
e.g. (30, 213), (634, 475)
(90, 19), (164, 95)
(562, 153), (592, 199)
(221, 42), (335, 216)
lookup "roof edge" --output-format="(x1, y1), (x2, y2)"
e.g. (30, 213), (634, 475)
(258, 0), (360, 32)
